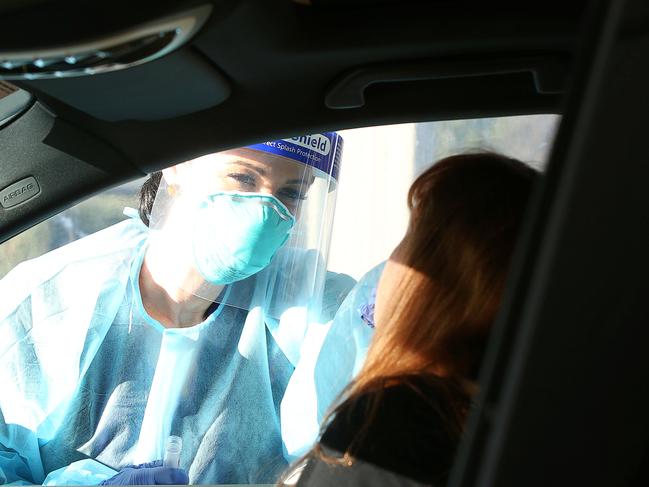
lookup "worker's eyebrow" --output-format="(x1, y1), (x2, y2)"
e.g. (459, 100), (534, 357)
(226, 160), (267, 176)
(226, 159), (315, 186)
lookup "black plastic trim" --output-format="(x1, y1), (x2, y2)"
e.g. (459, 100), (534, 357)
(325, 56), (570, 109)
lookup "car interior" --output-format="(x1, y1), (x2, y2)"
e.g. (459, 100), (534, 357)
(1, 0), (648, 486)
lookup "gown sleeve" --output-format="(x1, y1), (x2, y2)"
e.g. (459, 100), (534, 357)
(279, 269), (356, 460)
(0, 219), (145, 485)
(313, 262), (384, 422)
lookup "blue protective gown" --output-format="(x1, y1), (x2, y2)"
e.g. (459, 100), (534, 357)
(279, 263), (381, 456)
(0, 215), (355, 485)
(312, 262), (382, 421)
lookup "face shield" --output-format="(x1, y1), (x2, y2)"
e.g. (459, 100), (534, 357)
(146, 132), (343, 318)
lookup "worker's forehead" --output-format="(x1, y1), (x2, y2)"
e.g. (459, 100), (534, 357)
(187, 149), (312, 178)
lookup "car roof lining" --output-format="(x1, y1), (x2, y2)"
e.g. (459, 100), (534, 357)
(5, 0), (584, 167)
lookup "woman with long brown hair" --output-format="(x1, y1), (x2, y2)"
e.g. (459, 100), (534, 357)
(284, 152), (538, 486)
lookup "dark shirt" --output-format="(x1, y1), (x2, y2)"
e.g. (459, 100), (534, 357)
(297, 377), (465, 486)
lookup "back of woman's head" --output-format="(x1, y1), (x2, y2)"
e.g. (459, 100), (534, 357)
(277, 153), (538, 484)
(363, 152), (538, 390)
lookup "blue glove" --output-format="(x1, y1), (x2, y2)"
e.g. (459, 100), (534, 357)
(99, 460), (189, 485)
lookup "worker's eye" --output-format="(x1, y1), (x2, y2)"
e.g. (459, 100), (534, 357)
(277, 187), (307, 202)
(228, 172), (257, 187)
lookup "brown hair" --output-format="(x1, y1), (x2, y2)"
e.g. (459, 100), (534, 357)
(280, 153), (537, 481)
(362, 152), (537, 386)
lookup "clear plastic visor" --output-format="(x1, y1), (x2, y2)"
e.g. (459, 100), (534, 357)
(145, 148), (338, 316)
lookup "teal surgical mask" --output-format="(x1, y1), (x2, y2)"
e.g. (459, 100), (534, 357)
(192, 191), (296, 285)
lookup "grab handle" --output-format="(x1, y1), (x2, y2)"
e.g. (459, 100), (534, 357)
(324, 56), (569, 109)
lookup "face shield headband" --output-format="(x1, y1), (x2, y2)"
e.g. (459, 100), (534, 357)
(246, 132), (343, 183)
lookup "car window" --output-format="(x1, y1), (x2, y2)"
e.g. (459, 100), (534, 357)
(0, 115), (558, 280)
(0, 114), (558, 486)
(0, 179), (144, 279)
(329, 114), (558, 280)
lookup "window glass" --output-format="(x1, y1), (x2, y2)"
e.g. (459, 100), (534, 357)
(0, 114), (558, 486)
(329, 114), (559, 280)
(0, 179), (143, 279)
(0, 114), (558, 281)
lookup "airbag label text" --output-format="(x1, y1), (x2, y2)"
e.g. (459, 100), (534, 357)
(0, 176), (40, 208)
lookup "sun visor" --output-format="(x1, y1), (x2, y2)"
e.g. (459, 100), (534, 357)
(20, 50), (230, 121)
(0, 82), (33, 128)
(1, 3), (230, 121)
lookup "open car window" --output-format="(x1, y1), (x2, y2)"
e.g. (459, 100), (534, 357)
(0, 115), (558, 280)
(330, 114), (558, 279)
(0, 179), (144, 279)
(0, 114), (558, 486)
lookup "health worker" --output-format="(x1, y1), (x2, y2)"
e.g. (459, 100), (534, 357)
(0, 133), (355, 485)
